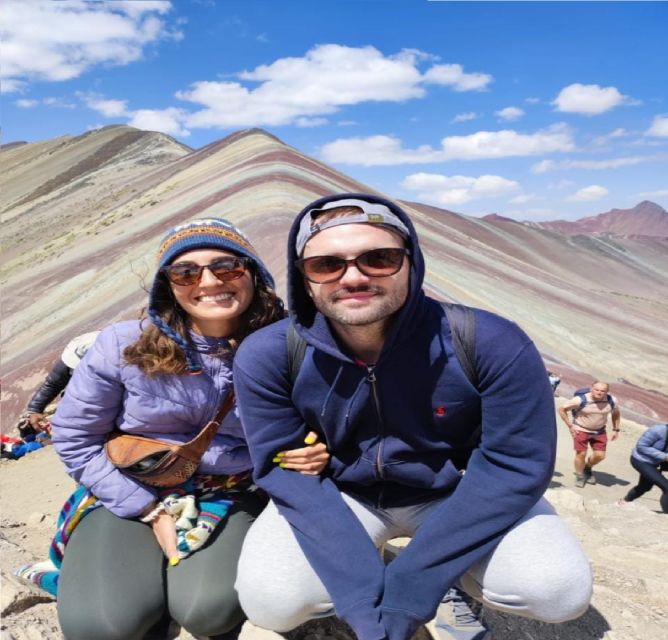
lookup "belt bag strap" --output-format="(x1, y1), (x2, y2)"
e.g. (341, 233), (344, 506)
(176, 390), (236, 462)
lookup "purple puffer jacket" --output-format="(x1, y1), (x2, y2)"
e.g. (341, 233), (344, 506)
(51, 320), (251, 518)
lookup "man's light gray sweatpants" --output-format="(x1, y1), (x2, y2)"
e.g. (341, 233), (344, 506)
(235, 494), (592, 632)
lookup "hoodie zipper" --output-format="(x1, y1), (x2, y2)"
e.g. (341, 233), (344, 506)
(367, 366), (385, 481)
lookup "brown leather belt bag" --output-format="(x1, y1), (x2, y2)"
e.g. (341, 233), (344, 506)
(105, 392), (235, 488)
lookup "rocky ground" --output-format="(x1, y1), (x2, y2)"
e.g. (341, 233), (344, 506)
(1, 404), (666, 640)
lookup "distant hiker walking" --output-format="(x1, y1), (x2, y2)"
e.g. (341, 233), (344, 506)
(547, 371), (561, 394)
(617, 423), (668, 513)
(559, 381), (621, 488)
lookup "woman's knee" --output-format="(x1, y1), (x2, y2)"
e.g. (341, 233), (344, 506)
(58, 601), (162, 640)
(171, 580), (243, 636)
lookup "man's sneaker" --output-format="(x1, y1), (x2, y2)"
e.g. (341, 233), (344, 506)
(584, 466), (597, 485)
(574, 473), (587, 488)
(435, 587), (492, 640)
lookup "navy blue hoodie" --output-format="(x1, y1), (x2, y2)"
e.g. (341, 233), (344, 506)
(234, 193), (556, 640)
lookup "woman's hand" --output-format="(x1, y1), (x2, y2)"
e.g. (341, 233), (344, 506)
(274, 431), (330, 475)
(140, 503), (180, 565)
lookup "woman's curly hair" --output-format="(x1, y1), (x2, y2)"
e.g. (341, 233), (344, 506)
(123, 266), (284, 376)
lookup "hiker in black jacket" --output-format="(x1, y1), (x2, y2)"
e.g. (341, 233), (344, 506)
(19, 332), (99, 437)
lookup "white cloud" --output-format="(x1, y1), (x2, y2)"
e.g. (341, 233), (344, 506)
(495, 106), (525, 121)
(179, 45), (433, 128)
(321, 124), (574, 166)
(451, 112), (479, 124)
(320, 135), (444, 166)
(510, 194), (539, 204)
(15, 98), (37, 108)
(507, 207), (561, 222)
(553, 83), (633, 115)
(77, 92), (129, 116)
(76, 91), (188, 137)
(637, 189), (668, 198)
(176, 45), (493, 129)
(531, 160), (556, 174)
(439, 124), (574, 160)
(525, 97), (541, 104)
(423, 63), (492, 92)
(43, 96), (76, 109)
(0, 0), (180, 93)
(401, 172), (520, 206)
(548, 179), (576, 190)
(295, 117), (328, 128)
(531, 154), (666, 173)
(591, 128), (631, 146)
(127, 107), (190, 137)
(566, 185), (609, 202)
(646, 115), (668, 137)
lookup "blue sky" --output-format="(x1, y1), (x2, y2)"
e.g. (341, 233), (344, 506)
(2, 0), (667, 221)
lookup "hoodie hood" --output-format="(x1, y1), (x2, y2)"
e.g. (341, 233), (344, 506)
(287, 192), (426, 361)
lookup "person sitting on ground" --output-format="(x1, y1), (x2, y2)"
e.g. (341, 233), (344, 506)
(559, 381), (621, 488)
(49, 218), (329, 640)
(18, 331), (100, 438)
(617, 422), (668, 513)
(233, 193), (592, 640)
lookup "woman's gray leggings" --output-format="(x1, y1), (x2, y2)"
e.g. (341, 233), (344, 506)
(58, 491), (265, 640)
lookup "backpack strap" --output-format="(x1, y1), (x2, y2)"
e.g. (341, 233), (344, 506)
(287, 321), (308, 386)
(441, 302), (479, 389)
(607, 394), (616, 411)
(573, 392), (588, 416)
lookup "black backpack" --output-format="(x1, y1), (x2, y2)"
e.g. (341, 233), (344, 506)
(286, 302), (478, 388)
(571, 387), (615, 417)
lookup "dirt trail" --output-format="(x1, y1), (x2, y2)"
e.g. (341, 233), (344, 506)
(1, 404), (666, 640)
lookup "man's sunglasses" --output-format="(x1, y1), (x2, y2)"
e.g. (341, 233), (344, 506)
(295, 247), (409, 284)
(162, 257), (251, 286)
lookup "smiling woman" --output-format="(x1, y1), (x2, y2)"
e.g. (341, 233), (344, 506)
(41, 218), (330, 640)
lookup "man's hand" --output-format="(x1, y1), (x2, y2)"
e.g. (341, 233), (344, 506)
(27, 413), (51, 432)
(274, 431), (330, 475)
(610, 429), (620, 442)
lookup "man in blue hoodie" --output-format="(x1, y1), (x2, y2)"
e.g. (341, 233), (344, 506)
(233, 194), (592, 640)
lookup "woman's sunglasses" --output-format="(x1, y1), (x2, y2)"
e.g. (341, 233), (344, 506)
(295, 247), (409, 284)
(162, 257), (251, 286)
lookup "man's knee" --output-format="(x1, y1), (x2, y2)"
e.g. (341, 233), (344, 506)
(236, 576), (315, 632)
(473, 499), (593, 623)
(482, 560), (592, 623)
